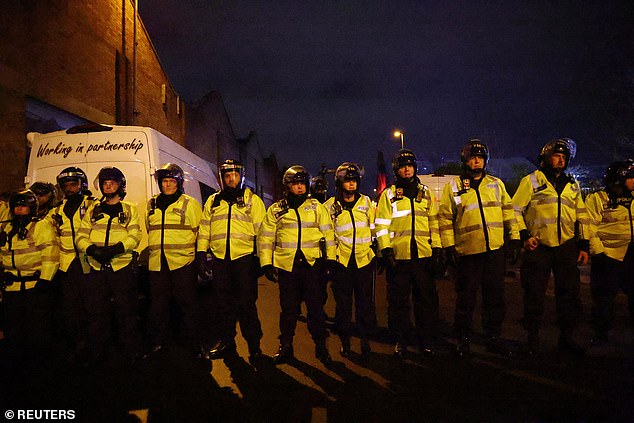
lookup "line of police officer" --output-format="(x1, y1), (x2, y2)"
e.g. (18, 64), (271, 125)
(1, 138), (632, 369)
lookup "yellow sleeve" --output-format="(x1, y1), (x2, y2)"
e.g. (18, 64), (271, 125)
(584, 192), (604, 255)
(75, 203), (97, 253)
(197, 195), (214, 253)
(500, 180), (520, 241)
(36, 220), (60, 281)
(375, 190), (393, 251)
(511, 175), (534, 233)
(317, 203), (336, 260)
(250, 193), (267, 236)
(438, 181), (456, 248)
(122, 203), (141, 252)
(427, 189), (442, 249)
(257, 204), (278, 267)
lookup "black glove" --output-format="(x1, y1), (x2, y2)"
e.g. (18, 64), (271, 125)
(506, 239), (523, 265)
(87, 244), (111, 265)
(381, 247), (397, 270)
(262, 265), (278, 283)
(106, 242), (125, 259)
(196, 251), (213, 281)
(431, 247), (445, 278)
(444, 246), (458, 268)
(2, 271), (16, 286)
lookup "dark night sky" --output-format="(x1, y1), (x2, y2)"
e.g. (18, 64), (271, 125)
(140, 1), (634, 188)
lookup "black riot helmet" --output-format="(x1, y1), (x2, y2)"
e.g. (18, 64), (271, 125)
(95, 166), (126, 200)
(392, 148), (418, 182)
(282, 165), (311, 194)
(219, 159), (245, 190)
(460, 139), (489, 166)
(538, 138), (576, 170)
(604, 159), (634, 195)
(29, 182), (58, 216)
(310, 176), (328, 202)
(57, 167), (89, 195)
(155, 163), (185, 193)
(9, 189), (38, 219)
(335, 162), (362, 193)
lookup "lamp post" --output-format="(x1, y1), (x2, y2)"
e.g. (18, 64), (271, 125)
(393, 131), (404, 149)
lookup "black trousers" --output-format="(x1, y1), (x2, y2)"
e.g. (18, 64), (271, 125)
(148, 261), (202, 347)
(211, 254), (262, 350)
(386, 258), (439, 345)
(454, 248), (506, 338)
(333, 261), (376, 340)
(591, 244), (634, 334)
(520, 239), (582, 334)
(278, 259), (327, 345)
(4, 285), (53, 355)
(82, 264), (141, 359)
(58, 258), (87, 349)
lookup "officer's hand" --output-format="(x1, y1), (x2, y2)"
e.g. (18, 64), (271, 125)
(106, 242), (125, 259)
(262, 265), (278, 283)
(524, 237), (540, 251)
(431, 247), (445, 278)
(444, 246), (458, 268)
(88, 245), (111, 265)
(196, 251), (213, 281)
(577, 250), (589, 266)
(506, 239), (523, 264)
(381, 247), (397, 270)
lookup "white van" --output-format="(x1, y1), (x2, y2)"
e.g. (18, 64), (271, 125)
(417, 173), (458, 207)
(25, 124), (221, 255)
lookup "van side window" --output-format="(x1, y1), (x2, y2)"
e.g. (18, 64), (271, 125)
(199, 182), (216, 205)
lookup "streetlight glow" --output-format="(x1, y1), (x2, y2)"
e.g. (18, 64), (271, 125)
(393, 131), (404, 149)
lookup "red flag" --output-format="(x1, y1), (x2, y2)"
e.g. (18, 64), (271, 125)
(376, 150), (388, 196)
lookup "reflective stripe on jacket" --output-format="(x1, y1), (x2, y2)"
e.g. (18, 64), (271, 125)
(76, 201), (141, 271)
(438, 175), (519, 255)
(258, 198), (335, 272)
(512, 170), (590, 247)
(375, 184), (441, 260)
(585, 190), (634, 261)
(197, 188), (266, 261)
(48, 195), (96, 273)
(0, 219), (60, 291)
(147, 194), (202, 271)
(324, 195), (376, 268)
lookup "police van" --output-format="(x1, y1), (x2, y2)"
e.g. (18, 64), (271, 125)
(25, 124), (221, 255)
(418, 173), (457, 207)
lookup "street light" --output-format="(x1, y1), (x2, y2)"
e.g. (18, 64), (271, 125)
(393, 131), (404, 149)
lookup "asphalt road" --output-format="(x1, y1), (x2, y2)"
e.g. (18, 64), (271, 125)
(1, 265), (632, 422)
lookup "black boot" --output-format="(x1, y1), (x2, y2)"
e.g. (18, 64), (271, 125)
(208, 339), (236, 360)
(141, 344), (166, 361)
(486, 336), (513, 357)
(360, 339), (371, 358)
(316, 341), (332, 365)
(339, 337), (351, 358)
(558, 331), (585, 357)
(273, 343), (294, 364)
(248, 344), (263, 368)
(455, 337), (471, 358)
(419, 341), (436, 357)
(394, 342), (407, 358)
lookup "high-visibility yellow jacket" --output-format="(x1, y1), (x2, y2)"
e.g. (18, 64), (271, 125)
(585, 190), (633, 261)
(439, 175), (519, 255)
(323, 195), (376, 268)
(512, 170), (591, 247)
(0, 201), (9, 223)
(48, 195), (96, 273)
(0, 218), (60, 291)
(76, 200), (141, 271)
(258, 197), (336, 272)
(197, 188), (266, 261)
(375, 184), (442, 259)
(147, 193), (202, 271)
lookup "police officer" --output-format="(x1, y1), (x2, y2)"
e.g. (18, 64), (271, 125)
(144, 163), (203, 359)
(197, 160), (266, 364)
(512, 138), (590, 356)
(324, 162), (377, 357)
(76, 167), (142, 363)
(258, 165), (336, 365)
(0, 190), (59, 359)
(30, 182), (59, 219)
(439, 140), (520, 357)
(585, 160), (634, 345)
(310, 175), (329, 204)
(49, 167), (96, 359)
(375, 149), (443, 357)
